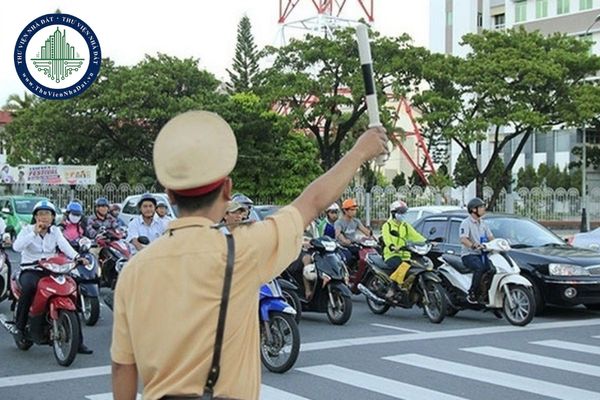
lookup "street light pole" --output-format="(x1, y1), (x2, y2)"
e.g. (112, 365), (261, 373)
(580, 15), (600, 232)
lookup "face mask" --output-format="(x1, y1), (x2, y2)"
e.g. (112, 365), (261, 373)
(394, 213), (405, 222)
(68, 214), (82, 224)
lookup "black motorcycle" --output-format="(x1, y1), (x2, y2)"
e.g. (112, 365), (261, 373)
(282, 236), (353, 325)
(69, 237), (101, 326)
(358, 242), (447, 324)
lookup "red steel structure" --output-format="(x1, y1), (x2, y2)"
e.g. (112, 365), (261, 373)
(278, 0), (375, 23)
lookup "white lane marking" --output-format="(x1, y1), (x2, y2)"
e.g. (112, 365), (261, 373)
(370, 323), (424, 333)
(463, 346), (600, 377)
(85, 393), (141, 400)
(298, 364), (467, 400)
(385, 354), (600, 400)
(261, 384), (312, 400)
(532, 340), (600, 355)
(0, 366), (110, 389)
(593, 335), (600, 339)
(302, 318), (600, 351)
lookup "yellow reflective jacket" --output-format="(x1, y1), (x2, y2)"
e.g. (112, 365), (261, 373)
(381, 218), (426, 261)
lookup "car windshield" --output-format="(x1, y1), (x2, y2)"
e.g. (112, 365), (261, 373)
(15, 199), (43, 214)
(485, 217), (564, 247)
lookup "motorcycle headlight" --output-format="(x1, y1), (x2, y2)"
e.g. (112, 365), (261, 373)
(45, 263), (75, 274)
(548, 263), (590, 276)
(409, 243), (432, 255)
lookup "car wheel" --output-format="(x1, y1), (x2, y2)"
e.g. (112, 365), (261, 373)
(523, 274), (545, 316)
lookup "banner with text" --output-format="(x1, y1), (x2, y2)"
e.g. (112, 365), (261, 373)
(0, 164), (97, 185)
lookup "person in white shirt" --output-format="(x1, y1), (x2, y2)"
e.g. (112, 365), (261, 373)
(127, 194), (166, 251)
(11, 200), (93, 354)
(155, 200), (172, 224)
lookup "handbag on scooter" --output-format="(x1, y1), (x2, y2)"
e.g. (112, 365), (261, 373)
(161, 233), (239, 400)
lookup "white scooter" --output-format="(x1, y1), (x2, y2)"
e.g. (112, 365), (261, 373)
(438, 238), (535, 326)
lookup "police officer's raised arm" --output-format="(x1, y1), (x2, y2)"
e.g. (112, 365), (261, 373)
(291, 127), (387, 228)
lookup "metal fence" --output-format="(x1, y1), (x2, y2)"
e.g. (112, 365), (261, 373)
(1, 182), (594, 223)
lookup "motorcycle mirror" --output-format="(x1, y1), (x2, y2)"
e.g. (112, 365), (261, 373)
(138, 236), (150, 245)
(430, 236), (444, 243)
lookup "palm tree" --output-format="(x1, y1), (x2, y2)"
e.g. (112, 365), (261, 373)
(3, 92), (38, 112)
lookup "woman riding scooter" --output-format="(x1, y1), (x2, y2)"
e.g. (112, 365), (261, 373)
(11, 200), (93, 354)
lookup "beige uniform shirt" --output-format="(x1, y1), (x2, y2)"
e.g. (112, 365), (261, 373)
(111, 206), (304, 400)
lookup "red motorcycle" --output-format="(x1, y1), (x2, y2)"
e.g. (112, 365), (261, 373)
(0, 255), (81, 366)
(96, 226), (131, 289)
(346, 236), (381, 295)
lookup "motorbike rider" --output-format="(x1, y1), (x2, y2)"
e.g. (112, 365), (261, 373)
(11, 200), (93, 354)
(335, 198), (372, 269)
(317, 203), (339, 239)
(155, 200), (172, 223)
(127, 193), (166, 251)
(232, 193), (253, 220)
(460, 197), (495, 304)
(86, 197), (120, 239)
(109, 204), (127, 228)
(60, 201), (87, 245)
(219, 201), (248, 234)
(381, 200), (425, 298)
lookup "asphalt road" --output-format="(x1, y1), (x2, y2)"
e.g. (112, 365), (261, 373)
(0, 284), (599, 400)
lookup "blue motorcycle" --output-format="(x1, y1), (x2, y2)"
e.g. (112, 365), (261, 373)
(70, 237), (100, 326)
(260, 280), (300, 373)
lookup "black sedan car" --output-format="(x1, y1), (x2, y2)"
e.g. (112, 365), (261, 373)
(413, 211), (600, 314)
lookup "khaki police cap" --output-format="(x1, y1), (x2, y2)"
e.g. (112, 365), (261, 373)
(153, 111), (238, 192)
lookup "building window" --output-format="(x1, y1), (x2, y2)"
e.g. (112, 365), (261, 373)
(478, 12), (483, 27)
(557, 0), (570, 14)
(535, 133), (548, 153)
(536, 0), (548, 18)
(515, 1), (527, 23)
(447, 11), (453, 26)
(580, 0), (593, 10)
(493, 13), (506, 29)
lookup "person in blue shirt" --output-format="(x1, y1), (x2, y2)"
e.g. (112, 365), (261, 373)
(317, 203), (339, 239)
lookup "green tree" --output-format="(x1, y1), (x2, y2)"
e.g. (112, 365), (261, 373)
(392, 172), (406, 188)
(3, 55), (221, 185)
(258, 27), (426, 170)
(412, 28), (600, 208)
(226, 16), (260, 93)
(2, 91), (39, 112)
(516, 165), (539, 189)
(453, 149), (477, 188)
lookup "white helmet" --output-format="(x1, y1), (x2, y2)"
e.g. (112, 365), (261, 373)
(32, 200), (57, 216)
(326, 203), (340, 212)
(303, 263), (317, 281)
(390, 200), (408, 214)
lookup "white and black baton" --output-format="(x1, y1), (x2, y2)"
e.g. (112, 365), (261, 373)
(356, 24), (388, 166)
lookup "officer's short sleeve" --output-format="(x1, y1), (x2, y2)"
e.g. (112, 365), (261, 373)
(253, 206), (304, 283)
(110, 272), (135, 365)
(459, 219), (470, 239)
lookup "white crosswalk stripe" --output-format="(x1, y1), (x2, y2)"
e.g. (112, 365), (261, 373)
(532, 340), (600, 355)
(261, 385), (312, 400)
(384, 353), (600, 400)
(298, 364), (467, 400)
(462, 346), (600, 377)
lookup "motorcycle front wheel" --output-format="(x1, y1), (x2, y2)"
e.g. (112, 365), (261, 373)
(260, 311), (300, 373)
(326, 287), (352, 325)
(82, 295), (100, 326)
(365, 275), (391, 315)
(53, 310), (81, 367)
(422, 280), (447, 324)
(502, 284), (535, 326)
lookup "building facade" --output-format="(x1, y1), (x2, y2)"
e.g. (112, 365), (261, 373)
(430, 0), (600, 190)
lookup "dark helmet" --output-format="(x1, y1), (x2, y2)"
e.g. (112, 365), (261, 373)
(467, 197), (486, 213)
(66, 201), (83, 216)
(232, 193), (253, 209)
(137, 193), (157, 208)
(95, 197), (110, 207)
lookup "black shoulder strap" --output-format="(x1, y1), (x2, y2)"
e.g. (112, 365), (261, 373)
(202, 233), (235, 398)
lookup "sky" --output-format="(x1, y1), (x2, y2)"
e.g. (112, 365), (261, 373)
(0, 0), (430, 105)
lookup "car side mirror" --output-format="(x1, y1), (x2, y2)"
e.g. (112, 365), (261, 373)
(431, 237), (444, 243)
